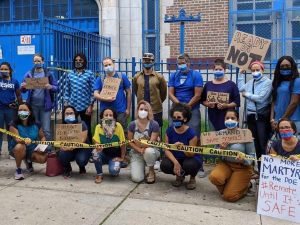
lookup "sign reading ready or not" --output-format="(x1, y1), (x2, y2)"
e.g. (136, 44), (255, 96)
(257, 155), (300, 224)
(99, 77), (121, 99)
(225, 30), (271, 72)
(206, 91), (229, 104)
(56, 124), (82, 143)
(25, 77), (49, 89)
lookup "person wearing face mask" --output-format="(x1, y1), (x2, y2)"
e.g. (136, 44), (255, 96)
(64, 53), (95, 143)
(0, 62), (22, 158)
(21, 54), (58, 149)
(128, 101), (160, 183)
(270, 118), (300, 161)
(160, 103), (202, 190)
(238, 61), (272, 177)
(92, 108), (126, 184)
(209, 109), (256, 202)
(94, 57), (131, 133)
(58, 105), (92, 179)
(9, 103), (47, 180)
(270, 56), (300, 134)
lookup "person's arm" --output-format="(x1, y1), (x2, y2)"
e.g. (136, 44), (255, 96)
(133, 75), (138, 97)
(47, 73), (59, 93)
(94, 90), (115, 102)
(237, 68), (246, 92)
(281, 94), (300, 118)
(188, 87), (203, 108)
(81, 130), (88, 143)
(270, 102), (278, 130)
(160, 76), (167, 102)
(128, 129), (144, 153)
(168, 87), (180, 104)
(184, 136), (197, 157)
(9, 125), (25, 144)
(15, 89), (23, 104)
(164, 134), (181, 176)
(243, 141), (255, 166)
(20, 74), (28, 93)
(270, 147), (277, 155)
(244, 80), (272, 104)
(38, 127), (46, 141)
(125, 88), (131, 118)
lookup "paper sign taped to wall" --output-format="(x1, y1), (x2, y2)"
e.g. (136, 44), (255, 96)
(200, 129), (253, 145)
(257, 155), (300, 224)
(99, 76), (121, 99)
(25, 77), (49, 89)
(55, 124), (82, 143)
(206, 91), (229, 104)
(224, 30), (271, 71)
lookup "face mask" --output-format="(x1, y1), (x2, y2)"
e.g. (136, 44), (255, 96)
(101, 118), (116, 139)
(1, 72), (9, 76)
(104, 66), (114, 74)
(65, 115), (76, 123)
(214, 71), (224, 79)
(280, 68), (292, 76)
(34, 63), (43, 68)
(173, 119), (184, 129)
(143, 63), (152, 69)
(280, 130), (293, 141)
(178, 64), (188, 72)
(138, 110), (148, 119)
(75, 62), (84, 69)
(225, 119), (238, 129)
(252, 71), (262, 80)
(18, 111), (29, 120)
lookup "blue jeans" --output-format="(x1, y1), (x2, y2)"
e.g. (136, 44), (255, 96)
(31, 105), (52, 142)
(0, 107), (16, 152)
(93, 151), (122, 175)
(59, 148), (92, 169)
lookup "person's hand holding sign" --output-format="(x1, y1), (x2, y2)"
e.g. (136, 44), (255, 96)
(96, 144), (103, 152)
(207, 102), (216, 108)
(45, 84), (52, 90)
(289, 155), (300, 162)
(235, 152), (245, 163)
(21, 82), (27, 89)
(217, 103), (227, 110)
(220, 141), (229, 150)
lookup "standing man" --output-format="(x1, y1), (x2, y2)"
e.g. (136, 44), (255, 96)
(168, 53), (205, 177)
(133, 53), (167, 127)
(94, 57), (131, 133)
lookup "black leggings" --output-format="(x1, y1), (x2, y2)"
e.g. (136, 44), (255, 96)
(160, 157), (200, 177)
(78, 109), (92, 143)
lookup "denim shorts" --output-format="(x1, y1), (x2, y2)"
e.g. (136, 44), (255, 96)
(9, 147), (35, 160)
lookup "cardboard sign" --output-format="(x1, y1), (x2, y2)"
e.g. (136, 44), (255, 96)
(99, 76), (121, 99)
(257, 155), (300, 223)
(25, 77), (49, 89)
(200, 129), (252, 145)
(206, 91), (229, 104)
(55, 124), (82, 143)
(224, 30), (271, 71)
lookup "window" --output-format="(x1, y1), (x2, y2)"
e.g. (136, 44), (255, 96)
(14, 0), (39, 21)
(44, 0), (68, 19)
(0, 0), (10, 22)
(72, 0), (99, 18)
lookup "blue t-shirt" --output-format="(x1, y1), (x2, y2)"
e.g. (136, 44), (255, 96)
(168, 69), (203, 110)
(274, 78), (300, 121)
(166, 126), (202, 166)
(144, 75), (150, 103)
(9, 121), (42, 151)
(93, 72), (131, 113)
(201, 80), (240, 131)
(31, 71), (46, 107)
(0, 78), (20, 109)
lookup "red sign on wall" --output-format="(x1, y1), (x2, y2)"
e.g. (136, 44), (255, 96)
(20, 35), (31, 44)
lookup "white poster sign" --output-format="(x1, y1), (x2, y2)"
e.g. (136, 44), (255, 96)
(17, 45), (35, 55)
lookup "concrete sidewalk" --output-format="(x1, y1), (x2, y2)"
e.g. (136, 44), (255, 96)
(0, 142), (297, 225)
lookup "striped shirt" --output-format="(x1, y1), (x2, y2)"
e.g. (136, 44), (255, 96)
(64, 69), (96, 112)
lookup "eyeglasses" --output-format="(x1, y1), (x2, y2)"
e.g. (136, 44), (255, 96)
(279, 126), (291, 130)
(143, 53), (154, 60)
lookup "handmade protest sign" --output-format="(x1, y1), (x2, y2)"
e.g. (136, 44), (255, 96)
(206, 91), (229, 104)
(55, 124), (82, 143)
(257, 155), (300, 223)
(200, 129), (252, 145)
(224, 30), (271, 72)
(99, 76), (121, 99)
(25, 77), (49, 89)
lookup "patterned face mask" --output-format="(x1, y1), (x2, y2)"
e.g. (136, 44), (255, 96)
(101, 118), (116, 139)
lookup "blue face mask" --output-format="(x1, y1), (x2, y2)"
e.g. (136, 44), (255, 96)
(280, 69), (292, 76)
(65, 115), (76, 123)
(252, 71), (262, 80)
(173, 119), (184, 129)
(1, 72), (9, 76)
(143, 63), (153, 69)
(225, 119), (238, 129)
(178, 64), (188, 72)
(214, 71), (224, 79)
(104, 66), (114, 74)
(34, 63), (44, 68)
(18, 111), (29, 120)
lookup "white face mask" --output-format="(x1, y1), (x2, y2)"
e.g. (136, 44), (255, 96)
(138, 110), (148, 119)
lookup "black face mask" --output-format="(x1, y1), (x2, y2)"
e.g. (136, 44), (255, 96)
(75, 62), (84, 69)
(173, 119), (184, 129)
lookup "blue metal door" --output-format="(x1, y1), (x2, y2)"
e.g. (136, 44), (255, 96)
(0, 36), (12, 64)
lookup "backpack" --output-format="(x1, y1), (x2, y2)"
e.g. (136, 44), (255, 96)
(101, 72), (125, 91)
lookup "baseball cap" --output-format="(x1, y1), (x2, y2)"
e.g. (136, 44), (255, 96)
(142, 53), (155, 60)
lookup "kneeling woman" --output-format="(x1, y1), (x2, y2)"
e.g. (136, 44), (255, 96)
(160, 103), (202, 190)
(59, 105), (92, 179)
(209, 109), (255, 202)
(270, 118), (300, 161)
(93, 108), (126, 183)
(9, 103), (47, 180)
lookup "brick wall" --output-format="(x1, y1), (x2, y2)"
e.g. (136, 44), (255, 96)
(165, 0), (229, 59)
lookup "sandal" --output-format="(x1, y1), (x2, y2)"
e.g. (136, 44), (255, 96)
(186, 178), (196, 190)
(172, 175), (185, 187)
(94, 175), (103, 184)
(146, 171), (155, 184)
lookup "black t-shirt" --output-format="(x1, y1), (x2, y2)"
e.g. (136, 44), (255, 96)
(271, 139), (300, 157)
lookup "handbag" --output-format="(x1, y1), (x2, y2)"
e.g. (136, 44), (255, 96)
(46, 153), (64, 177)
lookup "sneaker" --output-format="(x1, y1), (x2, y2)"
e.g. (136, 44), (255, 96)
(79, 166), (86, 175)
(10, 155), (15, 160)
(63, 167), (72, 179)
(154, 161), (160, 170)
(23, 159), (34, 172)
(14, 168), (24, 180)
(197, 167), (206, 178)
(246, 179), (256, 196)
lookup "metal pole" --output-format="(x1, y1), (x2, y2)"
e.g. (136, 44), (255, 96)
(180, 22), (185, 54)
(131, 57), (136, 120)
